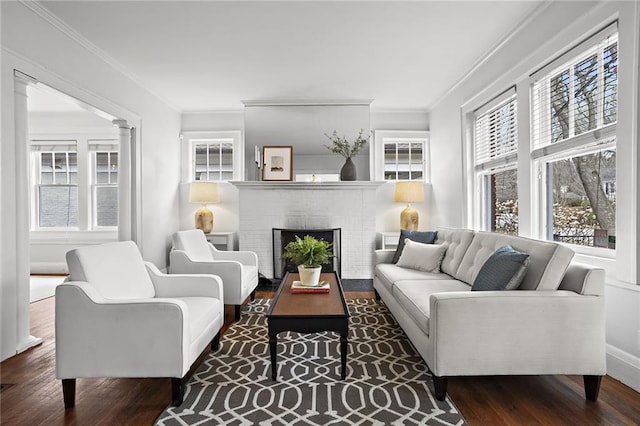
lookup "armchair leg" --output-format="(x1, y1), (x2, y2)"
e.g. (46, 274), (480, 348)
(374, 289), (381, 302)
(211, 331), (221, 351)
(584, 375), (602, 401)
(171, 376), (188, 406)
(250, 289), (256, 301)
(234, 305), (241, 322)
(433, 375), (448, 401)
(62, 379), (76, 408)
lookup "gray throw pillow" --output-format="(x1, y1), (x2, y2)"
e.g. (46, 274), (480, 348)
(391, 230), (438, 264)
(471, 245), (530, 291)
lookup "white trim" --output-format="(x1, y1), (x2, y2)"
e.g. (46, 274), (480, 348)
(18, 0), (180, 112)
(606, 344), (640, 392)
(230, 181), (385, 190)
(242, 99), (373, 107)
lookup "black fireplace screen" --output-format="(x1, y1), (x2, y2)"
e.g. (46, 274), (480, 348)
(272, 228), (341, 279)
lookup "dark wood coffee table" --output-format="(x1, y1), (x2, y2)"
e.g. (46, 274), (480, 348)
(266, 271), (349, 380)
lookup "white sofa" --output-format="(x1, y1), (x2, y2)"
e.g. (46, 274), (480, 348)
(374, 227), (606, 401)
(57, 241), (224, 407)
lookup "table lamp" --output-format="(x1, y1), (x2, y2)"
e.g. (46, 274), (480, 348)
(394, 181), (424, 231)
(189, 182), (219, 233)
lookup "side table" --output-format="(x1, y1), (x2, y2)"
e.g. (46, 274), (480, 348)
(205, 231), (237, 251)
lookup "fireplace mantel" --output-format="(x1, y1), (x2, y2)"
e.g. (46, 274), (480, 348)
(230, 181), (385, 190)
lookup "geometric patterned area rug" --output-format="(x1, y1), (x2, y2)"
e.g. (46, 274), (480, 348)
(155, 298), (466, 425)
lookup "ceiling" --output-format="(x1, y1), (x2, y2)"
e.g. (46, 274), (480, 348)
(39, 1), (543, 112)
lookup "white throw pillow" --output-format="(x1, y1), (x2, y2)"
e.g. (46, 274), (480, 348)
(396, 239), (447, 273)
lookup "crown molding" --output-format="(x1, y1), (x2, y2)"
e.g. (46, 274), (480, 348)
(242, 98), (374, 107)
(19, 0), (180, 113)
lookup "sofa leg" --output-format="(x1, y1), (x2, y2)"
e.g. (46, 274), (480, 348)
(433, 375), (448, 401)
(211, 331), (221, 351)
(374, 289), (381, 302)
(584, 375), (602, 401)
(62, 378), (76, 409)
(250, 289), (256, 301)
(234, 305), (242, 322)
(171, 376), (188, 406)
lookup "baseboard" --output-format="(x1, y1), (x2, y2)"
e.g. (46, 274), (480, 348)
(606, 344), (640, 392)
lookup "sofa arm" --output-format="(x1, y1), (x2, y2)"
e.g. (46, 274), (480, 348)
(55, 282), (190, 379)
(559, 262), (605, 296)
(428, 290), (606, 377)
(146, 262), (223, 301)
(374, 249), (396, 265)
(169, 251), (245, 302)
(209, 245), (258, 266)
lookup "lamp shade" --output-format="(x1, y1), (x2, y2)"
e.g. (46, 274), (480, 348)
(394, 182), (424, 203)
(189, 182), (219, 204)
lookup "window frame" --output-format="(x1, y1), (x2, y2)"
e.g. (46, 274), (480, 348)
(90, 146), (119, 229)
(372, 130), (430, 182)
(469, 89), (519, 234)
(29, 134), (119, 236)
(181, 130), (244, 183)
(530, 28), (618, 256)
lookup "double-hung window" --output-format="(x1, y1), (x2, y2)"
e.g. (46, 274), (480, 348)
(32, 142), (79, 228)
(473, 89), (518, 234)
(30, 138), (118, 231)
(531, 25), (617, 250)
(373, 131), (429, 182)
(91, 142), (119, 227)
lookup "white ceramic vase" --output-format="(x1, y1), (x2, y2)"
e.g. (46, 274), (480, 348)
(298, 265), (322, 286)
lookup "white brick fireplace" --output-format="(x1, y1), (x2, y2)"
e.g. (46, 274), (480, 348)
(231, 181), (384, 279)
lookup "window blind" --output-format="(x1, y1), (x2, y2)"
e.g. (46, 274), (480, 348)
(531, 27), (618, 151)
(473, 90), (517, 171)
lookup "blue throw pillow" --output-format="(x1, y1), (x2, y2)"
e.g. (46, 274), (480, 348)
(391, 230), (437, 264)
(471, 245), (530, 291)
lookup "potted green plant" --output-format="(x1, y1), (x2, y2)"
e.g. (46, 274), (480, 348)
(282, 235), (333, 286)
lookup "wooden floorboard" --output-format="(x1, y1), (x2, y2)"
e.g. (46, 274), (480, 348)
(1, 292), (639, 425)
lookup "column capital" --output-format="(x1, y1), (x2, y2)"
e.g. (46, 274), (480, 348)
(112, 119), (131, 129)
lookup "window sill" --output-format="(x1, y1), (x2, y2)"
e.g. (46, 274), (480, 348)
(30, 229), (118, 244)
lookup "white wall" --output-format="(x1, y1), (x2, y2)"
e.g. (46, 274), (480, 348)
(1, 2), (181, 360)
(429, 0), (640, 391)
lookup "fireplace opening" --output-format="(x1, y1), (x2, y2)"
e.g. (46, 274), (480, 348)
(272, 228), (341, 279)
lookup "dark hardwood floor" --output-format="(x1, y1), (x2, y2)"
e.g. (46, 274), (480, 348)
(1, 291), (639, 425)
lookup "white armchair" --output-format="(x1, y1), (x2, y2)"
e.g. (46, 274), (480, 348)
(56, 241), (224, 408)
(170, 229), (259, 321)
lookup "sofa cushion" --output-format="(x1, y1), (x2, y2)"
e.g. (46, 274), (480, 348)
(391, 230), (437, 264)
(375, 264), (451, 294)
(456, 231), (574, 290)
(471, 245), (530, 291)
(435, 228), (475, 277)
(393, 279), (471, 335)
(396, 239), (447, 273)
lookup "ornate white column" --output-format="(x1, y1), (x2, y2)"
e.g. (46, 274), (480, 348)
(14, 71), (42, 353)
(113, 119), (132, 241)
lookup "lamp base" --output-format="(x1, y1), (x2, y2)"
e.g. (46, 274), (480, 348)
(195, 205), (214, 233)
(400, 205), (419, 231)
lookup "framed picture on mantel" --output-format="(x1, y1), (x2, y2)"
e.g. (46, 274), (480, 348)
(262, 146), (293, 181)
